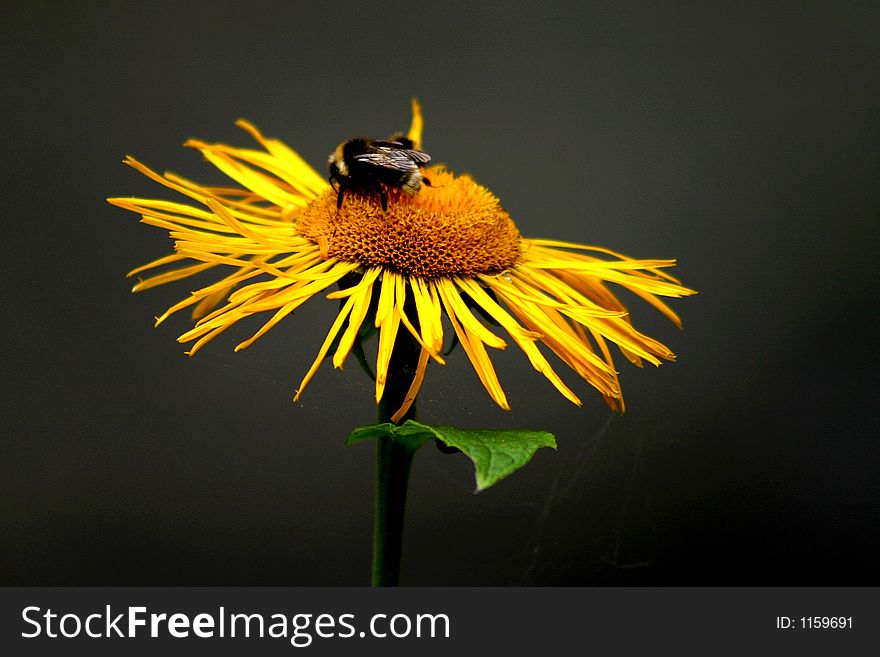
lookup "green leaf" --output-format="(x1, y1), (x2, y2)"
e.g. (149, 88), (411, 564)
(345, 419), (556, 492)
(405, 421), (556, 491)
(345, 423), (396, 446)
(345, 422), (435, 452)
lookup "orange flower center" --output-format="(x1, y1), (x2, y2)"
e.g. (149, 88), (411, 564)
(296, 168), (522, 278)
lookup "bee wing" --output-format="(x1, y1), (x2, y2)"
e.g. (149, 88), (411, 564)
(402, 149), (432, 165)
(354, 145), (431, 171)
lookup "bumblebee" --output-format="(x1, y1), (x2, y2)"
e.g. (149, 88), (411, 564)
(328, 136), (431, 211)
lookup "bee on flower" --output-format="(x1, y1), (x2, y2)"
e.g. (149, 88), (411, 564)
(108, 100), (695, 421)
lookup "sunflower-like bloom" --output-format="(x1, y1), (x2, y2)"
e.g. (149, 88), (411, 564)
(109, 101), (695, 421)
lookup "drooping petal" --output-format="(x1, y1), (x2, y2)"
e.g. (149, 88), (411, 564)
(333, 268), (381, 368)
(436, 279), (510, 410)
(295, 295), (358, 400)
(391, 347), (431, 423)
(375, 275), (402, 403)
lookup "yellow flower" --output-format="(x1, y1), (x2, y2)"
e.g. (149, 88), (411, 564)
(108, 101), (695, 421)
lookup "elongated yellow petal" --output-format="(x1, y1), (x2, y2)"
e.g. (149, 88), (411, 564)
(204, 197), (274, 245)
(191, 284), (235, 320)
(235, 299), (302, 352)
(326, 268), (380, 299)
(511, 267), (625, 319)
(494, 288), (620, 397)
(437, 280), (510, 410)
(374, 270), (397, 328)
(131, 262), (217, 292)
(435, 280), (507, 349)
(586, 327), (625, 413)
(396, 298), (445, 364)
(332, 268), (381, 368)
(375, 309), (401, 403)
(390, 347), (431, 423)
(410, 276), (444, 354)
(527, 239), (687, 285)
(201, 138), (320, 201)
(295, 295), (357, 400)
(110, 197), (237, 234)
(185, 140), (308, 209)
(511, 269), (672, 364)
(126, 252), (190, 278)
(235, 119), (329, 197)
(183, 322), (236, 357)
(459, 278), (582, 405)
(119, 156), (209, 205)
(456, 278), (539, 342)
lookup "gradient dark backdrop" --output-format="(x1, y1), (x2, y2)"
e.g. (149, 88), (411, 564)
(2, 0), (877, 585)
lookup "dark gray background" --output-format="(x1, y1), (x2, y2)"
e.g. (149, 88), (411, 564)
(2, 0), (877, 585)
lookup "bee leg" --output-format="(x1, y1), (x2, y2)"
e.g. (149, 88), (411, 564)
(329, 177), (339, 193)
(375, 183), (388, 212)
(336, 184), (346, 209)
(422, 175), (432, 187)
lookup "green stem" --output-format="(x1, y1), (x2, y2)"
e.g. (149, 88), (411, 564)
(372, 329), (420, 587)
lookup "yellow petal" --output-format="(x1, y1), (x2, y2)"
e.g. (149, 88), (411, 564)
(332, 268), (381, 368)
(407, 98), (424, 150)
(390, 347), (431, 423)
(435, 280), (507, 349)
(295, 295), (357, 400)
(437, 280), (510, 410)
(375, 309), (401, 403)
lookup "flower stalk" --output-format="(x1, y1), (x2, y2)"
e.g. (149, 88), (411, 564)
(372, 326), (421, 587)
